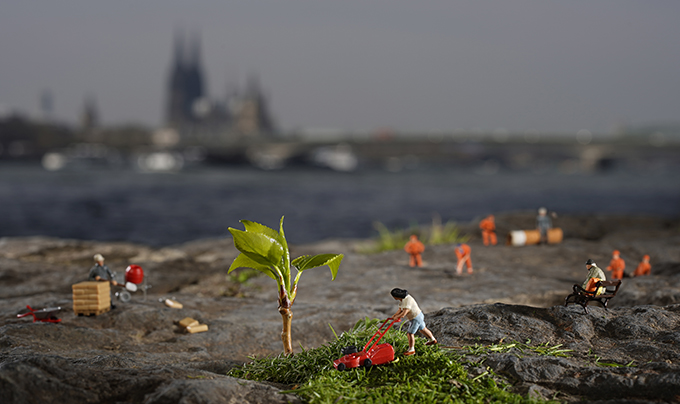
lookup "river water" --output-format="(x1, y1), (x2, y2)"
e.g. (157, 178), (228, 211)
(1, 162), (678, 246)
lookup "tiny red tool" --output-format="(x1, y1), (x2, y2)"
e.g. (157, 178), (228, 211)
(17, 305), (62, 323)
(334, 318), (400, 370)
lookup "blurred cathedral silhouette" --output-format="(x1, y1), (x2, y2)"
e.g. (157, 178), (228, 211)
(166, 30), (276, 137)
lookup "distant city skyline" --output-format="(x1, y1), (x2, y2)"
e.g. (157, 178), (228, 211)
(1, 1), (679, 133)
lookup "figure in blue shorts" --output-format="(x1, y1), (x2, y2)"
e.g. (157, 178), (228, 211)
(389, 288), (437, 356)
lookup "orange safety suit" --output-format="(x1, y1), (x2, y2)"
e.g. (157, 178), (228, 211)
(584, 277), (603, 293)
(479, 215), (497, 246)
(606, 254), (625, 280)
(404, 235), (425, 267)
(633, 256), (651, 277)
(455, 243), (473, 275)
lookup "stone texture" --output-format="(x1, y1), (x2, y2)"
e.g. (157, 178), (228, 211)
(1, 214), (679, 403)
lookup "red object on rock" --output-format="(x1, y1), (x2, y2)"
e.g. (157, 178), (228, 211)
(17, 305), (61, 323)
(125, 265), (144, 284)
(334, 318), (399, 370)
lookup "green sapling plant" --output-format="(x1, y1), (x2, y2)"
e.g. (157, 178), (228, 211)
(228, 216), (344, 355)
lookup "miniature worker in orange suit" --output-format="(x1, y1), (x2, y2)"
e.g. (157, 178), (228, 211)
(455, 243), (473, 275)
(632, 255), (651, 277)
(606, 250), (626, 280)
(404, 235), (425, 267)
(479, 214), (498, 246)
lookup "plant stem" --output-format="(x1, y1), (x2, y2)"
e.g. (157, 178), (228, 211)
(279, 306), (293, 355)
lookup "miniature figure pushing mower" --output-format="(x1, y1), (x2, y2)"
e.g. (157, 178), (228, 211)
(389, 288), (437, 356)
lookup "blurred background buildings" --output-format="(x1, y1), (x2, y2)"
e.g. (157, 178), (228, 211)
(0, 2), (678, 245)
(0, 2), (679, 173)
(166, 30), (275, 135)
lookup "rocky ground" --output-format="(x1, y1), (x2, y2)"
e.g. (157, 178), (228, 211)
(1, 212), (679, 403)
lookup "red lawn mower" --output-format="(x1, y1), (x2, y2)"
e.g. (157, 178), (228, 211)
(333, 318), (400, 370)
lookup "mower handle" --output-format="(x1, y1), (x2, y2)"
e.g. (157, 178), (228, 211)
(363, 318), (400, 352)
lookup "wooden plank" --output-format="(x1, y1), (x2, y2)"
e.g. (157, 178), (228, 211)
(187, 324), (208, 334)
(73, 301), (110, 311)
(72, 282), (110, 293)
(73, 299), (110, 307)
(73, 289), (109, 295)
(72, 281), (107, 289)
(164, 299), (183, 309)
(73, 296), (109, 303)
(179, 317), (199, 328)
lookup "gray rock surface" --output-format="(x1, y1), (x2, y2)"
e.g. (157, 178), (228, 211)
(427, 303), (680, 402)
(1, 213), (679, 403)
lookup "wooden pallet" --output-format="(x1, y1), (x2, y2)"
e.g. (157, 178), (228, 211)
(72, 281), (111, 316)
(75, 306), (111, 316)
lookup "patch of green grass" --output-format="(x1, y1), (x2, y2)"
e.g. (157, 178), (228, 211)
(359, 215), (471, 254)
(593, 356), (634, 368)
(427, 214), (470, 246)
(587, 350), (636, 368)
(364, 221), (414, 253)
(228, 318), (554, 403)
(528, 342), (573, 358)
(449, 340), (573, 358)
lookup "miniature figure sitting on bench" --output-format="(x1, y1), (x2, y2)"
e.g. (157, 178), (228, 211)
(565, 280), (622, 314)
(565, 258), (622, 314)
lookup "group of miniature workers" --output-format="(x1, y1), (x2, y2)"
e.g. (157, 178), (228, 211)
(395, 248), (651, 355)
(396, 247), (651, 356)
(604, 250), (651, 280)
(579, 251), (653, 297)
(405, 208), (653, 282)
(395, 208), (655, 355)
(403, 208), (554, 273)
(404, 235), (473, 275)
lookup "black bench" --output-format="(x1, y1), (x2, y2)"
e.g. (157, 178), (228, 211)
(564, 280), (622, 314)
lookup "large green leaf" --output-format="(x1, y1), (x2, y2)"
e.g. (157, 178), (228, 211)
(292, 254), (344, 280)
(238, 219), (291, 270)
(228, 253), (278, 281)
(228, 227), (284, 267)
(241, 220), (285, 247)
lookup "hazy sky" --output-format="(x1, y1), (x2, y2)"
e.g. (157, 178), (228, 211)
(1, 1), (679, 133)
